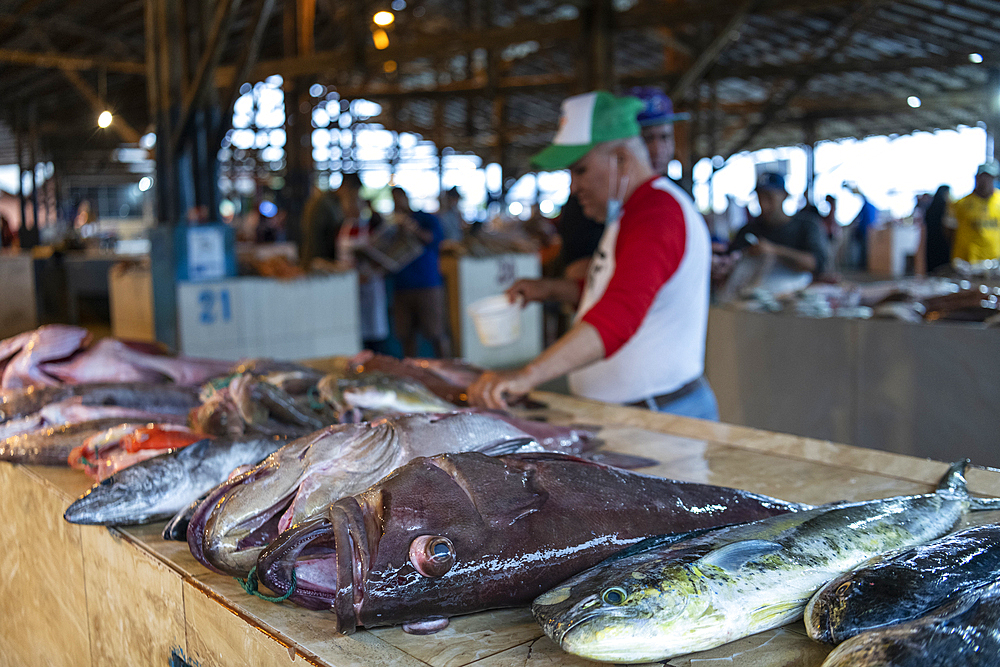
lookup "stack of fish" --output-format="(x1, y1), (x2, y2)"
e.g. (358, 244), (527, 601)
(0, 325), (233, 389)
(809, 522), (1000, 666)
(16, 331), (1000, 663)
(0, 383), (202, 464)
(530, 460), (1000, 664)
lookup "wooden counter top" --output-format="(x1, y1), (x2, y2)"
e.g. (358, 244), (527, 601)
(3, 391), (999, 667)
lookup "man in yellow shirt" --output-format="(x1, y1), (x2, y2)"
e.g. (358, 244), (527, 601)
(946, 161), (1000, 263)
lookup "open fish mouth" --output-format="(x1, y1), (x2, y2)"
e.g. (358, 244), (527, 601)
(257, 497), (375, 633)
(188, 463), (298, 576)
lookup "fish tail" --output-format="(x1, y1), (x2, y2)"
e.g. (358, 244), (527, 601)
(935, 459), (1000, 510)
(936, 459), (970, 496)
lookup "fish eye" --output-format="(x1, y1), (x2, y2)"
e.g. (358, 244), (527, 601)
(409, 536), (456, 578)
(835, 581), (852, 596)
(602, 587), (627, 605)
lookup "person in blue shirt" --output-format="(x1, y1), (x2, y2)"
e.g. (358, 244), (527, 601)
(391, 187), (452, 358)
(847, 184), (878, 270)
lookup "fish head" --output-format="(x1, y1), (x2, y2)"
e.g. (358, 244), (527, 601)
(188, 425), (357, 576)
(64, 459), (190, 525)
(532, 550), (721, 663)
(189, 390), (244, 436)
(256, 451), (557, 633)
(804, 573), (864, 644)
(804, 546), (904, 645)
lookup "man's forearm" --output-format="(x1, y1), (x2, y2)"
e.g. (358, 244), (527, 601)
(545, 278), (585, 305)
(523, 322), (605, 388)
(774, 245), (817, 272)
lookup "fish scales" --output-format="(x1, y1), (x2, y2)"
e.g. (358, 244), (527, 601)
(821, 579), (1000, 667)
(806, 522), (1000, 645)
(532, 461), (996, 663)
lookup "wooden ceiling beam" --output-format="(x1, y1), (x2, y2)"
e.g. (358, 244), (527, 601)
(730, 0), (881, 154)
(711, 51), (997, 81)
(0, 47), (145, 74)
(215, 0), (277, 146)
(0, 12), (139, 59)
(670, 0), (758, 101)
(171, 0), (243, 151)
(25, 28), (143, 144)
(57, 67), (143, 143)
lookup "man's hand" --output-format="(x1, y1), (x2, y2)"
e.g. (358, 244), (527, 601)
(506, 279), (550, 305)
(468, 368), (536, 409)
(506, 278), (583, 307)
(745, 237), (778, 258)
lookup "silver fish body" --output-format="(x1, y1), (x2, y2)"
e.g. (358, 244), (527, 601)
(533, 461), (995, 663)
(0, 382), (199, 424)
(64, 434), (286, 526)
(806, 522), (1000, 645)
(1, 418), (153, 466)
(188, 411), (544, 576)
(821, 580), (1000, 667)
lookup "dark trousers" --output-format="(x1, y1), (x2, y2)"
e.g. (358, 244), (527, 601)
(393, 286), (452, 358)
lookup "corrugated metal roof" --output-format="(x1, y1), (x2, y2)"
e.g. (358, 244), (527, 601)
(0, 0), (995, 173)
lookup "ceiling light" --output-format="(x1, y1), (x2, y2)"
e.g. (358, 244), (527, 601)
(970, 53), (984, 64)
(98, 111), (113, 128)
(372, 29), (389, 49)
(373, 11), (394, 26)
(907, 96), (921, 108)
(138, 176), (153, 192)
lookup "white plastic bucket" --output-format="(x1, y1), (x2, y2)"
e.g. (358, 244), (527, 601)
(468, 295), (522, 347)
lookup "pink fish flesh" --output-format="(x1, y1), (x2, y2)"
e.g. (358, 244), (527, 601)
(1, 325), (91, 389)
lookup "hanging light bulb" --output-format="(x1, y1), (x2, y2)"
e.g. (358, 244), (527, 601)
(372, 29), (390, 49)
(373, 11), (394, 26)
(98, 110), (113, 128)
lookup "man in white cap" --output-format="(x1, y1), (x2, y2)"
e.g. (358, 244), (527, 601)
(468, 91), (717, 420)
(946, 160), (1000, 263)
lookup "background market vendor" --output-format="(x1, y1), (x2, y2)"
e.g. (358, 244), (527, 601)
(468, 91), (716, 420)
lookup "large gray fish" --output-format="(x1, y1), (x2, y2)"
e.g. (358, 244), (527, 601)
(187, 412), (600, 577)
(806, 522), (1000, 645)
(821, 580), (1000, 667)
(255, 451), (807, 634)
(64, 434), (287, 526)
(532, 461), (1000, 664)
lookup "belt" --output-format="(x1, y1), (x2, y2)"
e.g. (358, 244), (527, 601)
(626, 376), (705, 410)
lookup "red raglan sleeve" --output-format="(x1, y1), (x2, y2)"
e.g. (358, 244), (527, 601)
(580, 192), (686, 357)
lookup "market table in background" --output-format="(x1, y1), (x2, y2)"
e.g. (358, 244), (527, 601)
(3, 390), (999, 667)
(0, 251), (37, 337)
(706, 304), (1000, 467)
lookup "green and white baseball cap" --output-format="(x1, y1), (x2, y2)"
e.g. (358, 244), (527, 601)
(531, 91), (644, 171)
